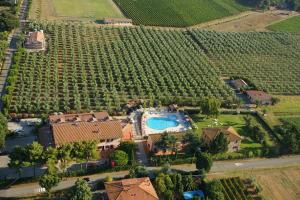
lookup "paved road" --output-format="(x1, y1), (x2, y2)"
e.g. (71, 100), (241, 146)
(1, 155), (300, 198)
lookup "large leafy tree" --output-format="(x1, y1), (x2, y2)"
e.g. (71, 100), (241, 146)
(155, 132), (178, 154)
(209, 132), (229, 154)
(57, 144), (73, 172)
(206, 180), (225, 200)
(154, 173), (174, 200)
(200, 97), (221, 118)
(0, 10), (19, 31)
(110, 150), (128, 166)
(8, 146), (28, 178)
(26, 142), (44, 177)
(118, 141), (138, 164)
(183, 130), (202, 156)
(196, 152), (213, 173)
(70, 178), (92, 200)
(82, 141), (99, 170)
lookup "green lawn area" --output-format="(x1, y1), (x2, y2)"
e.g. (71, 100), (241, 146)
(267, 15), (300, 33)
(52, 0), (124, 20)
(113, 0), (252, 27)
(261, 96), (300, 127)
(191, 114), (275, 153)
(280, 116), (300, 129)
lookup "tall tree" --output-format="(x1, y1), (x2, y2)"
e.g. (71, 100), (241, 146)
(26, 142), (44, 177)
(200, 97), (221, 118)
(82, 141), (99, 170)
(8, 146), (27, 178)
(183, 130), (202, 156)
(0, 113), (8, 148)
(209, 132), (229, 154)
(155, 132), (178, 154)
(196, 152), (213, 173)
(183, 173), (196, 191)
(70, 178), (92, 200)
(57, 144), (73, 172)
(110, 150), (128, 166)
(206, 180), (225, 200)
(118, 141), (138, 165)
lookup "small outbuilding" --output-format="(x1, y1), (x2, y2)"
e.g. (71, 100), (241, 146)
(25, 30), (46, 50)
(231, 79), (248, 90)
(245, 90), (272, 105)
(103, 17), (133, 26)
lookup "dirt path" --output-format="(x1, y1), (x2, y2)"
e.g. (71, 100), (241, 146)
(192, 9), (299, 32)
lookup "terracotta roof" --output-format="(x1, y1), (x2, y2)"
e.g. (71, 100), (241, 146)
(27, 31), (45, 43)
(202, 126), (242, 142)
(245, 90), (272, 102)
(49, 112), (109, 124)
(105, 177), (159, 200)
(103, 18), (133, 23)
(52, 120), (122, 146)
(149, 132), (185, 144)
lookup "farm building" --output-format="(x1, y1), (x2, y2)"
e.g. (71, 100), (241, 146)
(146, 132), (185, 155)
(105, 177), (159, 200)
(245, 90), (272, 105)
(231, 79), (248, 90)
(202, 126), (242, 152)
(25, 30), (46, 50)
(103, 17), (133, 26)
(38, 112), (133, 152)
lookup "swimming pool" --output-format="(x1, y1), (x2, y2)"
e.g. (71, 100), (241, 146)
(146, 115), (179, 130)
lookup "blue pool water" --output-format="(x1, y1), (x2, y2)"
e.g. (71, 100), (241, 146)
(146, 115), (179, 130)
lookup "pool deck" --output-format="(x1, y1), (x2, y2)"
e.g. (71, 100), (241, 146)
(141, 110), (191, 136)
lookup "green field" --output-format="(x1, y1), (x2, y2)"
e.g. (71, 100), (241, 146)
(113, 0), (251, 27)
(4, 23), (300, 115)
(29, 0), (124, 21)
(267, 16), (300, 33)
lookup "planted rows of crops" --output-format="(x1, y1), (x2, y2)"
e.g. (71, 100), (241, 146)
(113, 0), (250, 27)
(6, 23), (233, 114)
(220, 177), (255, 200)
(189, 30), (300, 94)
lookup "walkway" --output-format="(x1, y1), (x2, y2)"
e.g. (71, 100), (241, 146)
(136, 140), (149, 166)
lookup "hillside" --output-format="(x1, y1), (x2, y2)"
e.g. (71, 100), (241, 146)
(267, 15), (300, 33)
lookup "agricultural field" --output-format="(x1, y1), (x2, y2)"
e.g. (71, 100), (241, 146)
(209, 166), (300, 200)
(261, 95), (300, 127)
(29, 0), (124, 21)
(4, 23), (300, 115)
(267, 15), (300, 33)
(190, 30), (300, 94)
(220, 177), (260, 200)
(113, 0), (252, 27)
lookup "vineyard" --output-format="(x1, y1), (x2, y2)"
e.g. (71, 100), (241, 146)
(220, 177), (260, 200)
(189, 30), (300, 94)
(113, 0), (251, 27)
(4, 23), (300, 114)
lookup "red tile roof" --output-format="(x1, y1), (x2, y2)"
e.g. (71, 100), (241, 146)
(49, 112), (109, 124)
(246, 90), (272, 102)
(202, 126), (242, 143)
(105, 177), (159, 200)
(28, 31), (45, 43)
(52, 120), (122, 146)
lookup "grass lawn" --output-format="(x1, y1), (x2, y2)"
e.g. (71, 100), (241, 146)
(191, 114), (274, 152)
(267, 15), (300, 33)
(261, 95), (300, 127)
(30, 0), (124, 21)
(113, 0), (252, 27)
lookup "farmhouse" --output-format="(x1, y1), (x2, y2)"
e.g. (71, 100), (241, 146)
(105, 177), (159, 200)
(202, 126), (242, 152)
(25, 30), (46, 50)
(245, 90), (272, 105)
(231, 79), (248, 90)
(38, 112), (133, 151)
(103, 17), (133, 26)
(146, 132), (185, 155)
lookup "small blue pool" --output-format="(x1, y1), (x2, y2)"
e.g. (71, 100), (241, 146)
(146, 115), (179, 130)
